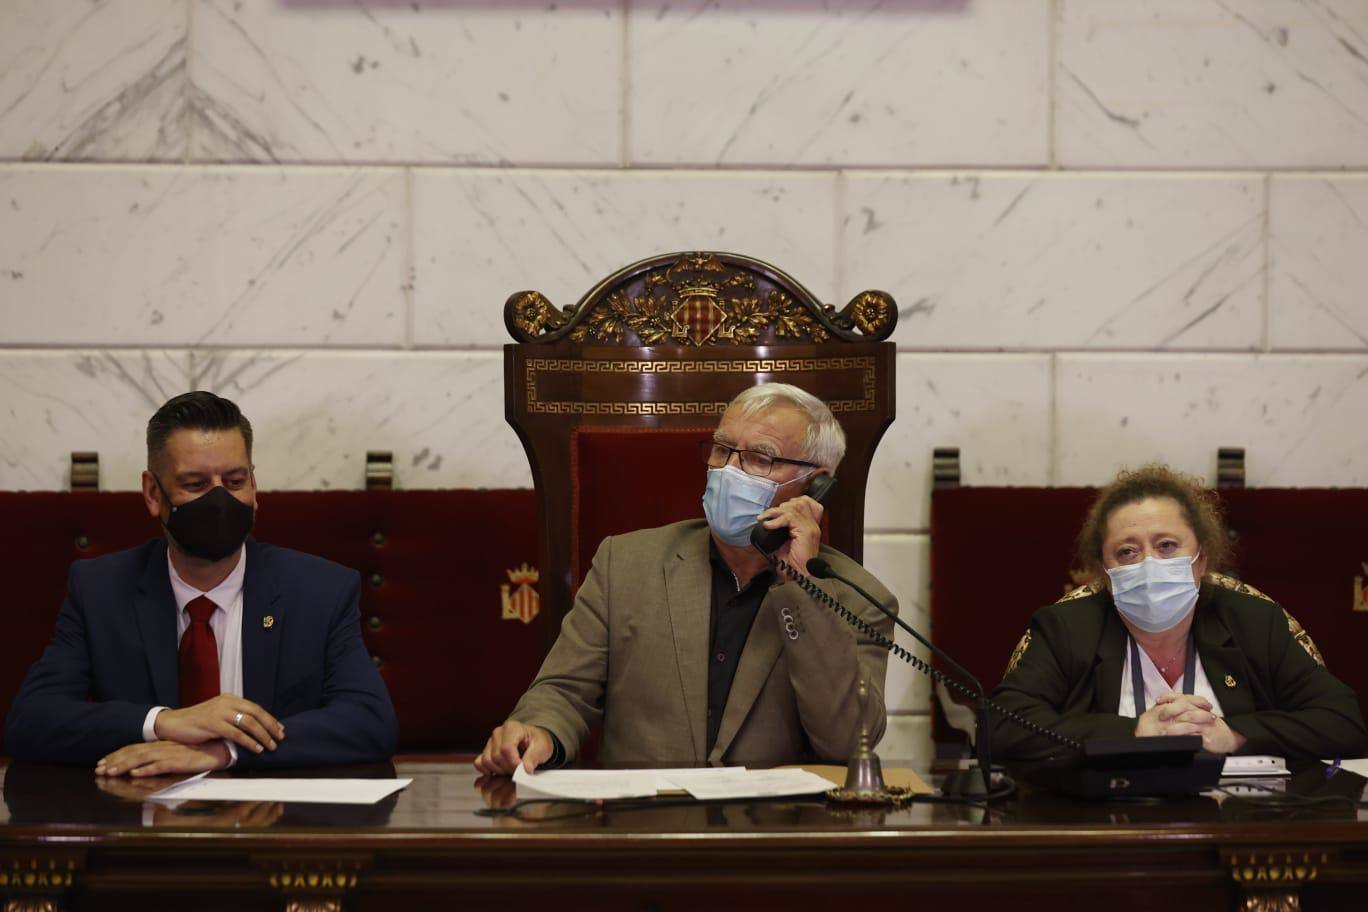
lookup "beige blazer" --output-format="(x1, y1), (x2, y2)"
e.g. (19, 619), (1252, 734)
(509, 519), (898, 766)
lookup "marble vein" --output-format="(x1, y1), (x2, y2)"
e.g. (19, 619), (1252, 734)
(1083, 212), (1262, 345)
(192, 173), (387, 346)
(44, 37), (185, 160)
(0, 2), (105, 120)
(204, 1), (344, 158)
(1060, 64), (1149, 139)
(1287, 275), (1368, 346)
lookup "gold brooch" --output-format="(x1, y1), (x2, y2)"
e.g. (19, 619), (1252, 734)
(263, 616), (275, 629)
(1224, 674), (1236, 687)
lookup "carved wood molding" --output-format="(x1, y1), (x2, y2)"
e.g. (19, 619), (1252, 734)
(522, 355), (879, 416)
(4, 901), (61, 912)
(505, 252), (897, 345)
(253, 853), (371, 912)
(0, 851), (82, 912)
(1237, 894), (1300, 912)
(1224, 848), (1336, 912)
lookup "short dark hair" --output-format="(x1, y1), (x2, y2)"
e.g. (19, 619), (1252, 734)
(1076, 463), (1230, 581)
(147, 391), (253, 473)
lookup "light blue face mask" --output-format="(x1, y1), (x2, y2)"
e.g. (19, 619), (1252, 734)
(1105, 551), (1201, 633)
(702, 465), (779, 547)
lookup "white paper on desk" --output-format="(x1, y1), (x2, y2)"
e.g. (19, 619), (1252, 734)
(1221, 755), (1289, 777)
(512, 766), (742, 800)
(147, 776), (411, 805)
(662, 768), (833, 801)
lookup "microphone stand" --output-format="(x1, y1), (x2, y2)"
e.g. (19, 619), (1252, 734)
(806, 558), (1002, 798)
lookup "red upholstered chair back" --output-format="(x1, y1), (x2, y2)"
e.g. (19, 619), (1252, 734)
(504, 251), (898, 637)
(572, 427), (712, 588)
(0, 490), (540, 754)
(571, 427), (832, 589)
(930, 486), (1368, 741)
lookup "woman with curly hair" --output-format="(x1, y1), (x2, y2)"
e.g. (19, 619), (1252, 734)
(990, 464), (1366, 760)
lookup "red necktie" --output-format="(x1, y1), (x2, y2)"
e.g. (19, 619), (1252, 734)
(179, 595), (221, 707)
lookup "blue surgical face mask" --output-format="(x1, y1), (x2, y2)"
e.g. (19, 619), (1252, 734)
(1105, 551), (1201, 633)
(702, 465), (779, 547)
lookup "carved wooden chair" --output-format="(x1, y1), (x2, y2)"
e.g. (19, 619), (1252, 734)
(503, 251), (897, 640)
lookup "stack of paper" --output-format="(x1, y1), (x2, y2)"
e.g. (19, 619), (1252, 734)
(660, 768), (835, 800)
(148, 772), (412, 805)
(511, 766), (833, 801)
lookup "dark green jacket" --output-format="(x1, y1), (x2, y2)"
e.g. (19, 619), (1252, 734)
(990, 582), (1368, 761)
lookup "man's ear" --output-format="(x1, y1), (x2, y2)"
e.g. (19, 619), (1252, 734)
(141, 470), (163, 521)
(804, 467), (832, 492)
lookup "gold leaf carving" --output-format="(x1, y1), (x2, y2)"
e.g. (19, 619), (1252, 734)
(507, 253), (895, 345)
(848, 291), (894, 336)
(508, 291), (570, 340)
(769, 291), (829, 343)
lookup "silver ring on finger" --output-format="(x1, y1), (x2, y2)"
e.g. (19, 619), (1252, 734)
(233, 711), (244, 728)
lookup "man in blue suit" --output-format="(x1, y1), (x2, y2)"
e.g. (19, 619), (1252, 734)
(4, 392), (399, 775)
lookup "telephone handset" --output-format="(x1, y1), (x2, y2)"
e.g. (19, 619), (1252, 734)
(748, 474), (836, 555)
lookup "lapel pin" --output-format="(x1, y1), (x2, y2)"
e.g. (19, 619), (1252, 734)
(1224, 674), (1236, 687)
(263, 616), (275, 629)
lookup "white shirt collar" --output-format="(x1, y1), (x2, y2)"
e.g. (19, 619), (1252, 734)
(166, 546), (247, 614)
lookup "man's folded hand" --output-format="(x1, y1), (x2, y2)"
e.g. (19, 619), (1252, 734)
(154, 695), (284, 755)
(96, 740), (231, 777)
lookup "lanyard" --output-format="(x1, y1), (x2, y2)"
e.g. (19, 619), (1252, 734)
(1129, 633), (1196, 716)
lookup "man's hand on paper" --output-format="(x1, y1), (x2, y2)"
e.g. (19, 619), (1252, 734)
(96, 740), (230, 777)
(474, 720), (553, 775)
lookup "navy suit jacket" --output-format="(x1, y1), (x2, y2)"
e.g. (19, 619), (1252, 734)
(4, 538), (399, 768)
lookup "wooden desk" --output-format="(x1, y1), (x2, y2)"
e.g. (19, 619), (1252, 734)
(2, 759), (1365, 911)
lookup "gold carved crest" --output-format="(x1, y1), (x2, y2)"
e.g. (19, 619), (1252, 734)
(504, 252), (896, 346)
(500, 563), (540, 625)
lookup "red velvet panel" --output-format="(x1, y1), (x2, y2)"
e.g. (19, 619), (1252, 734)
(929, 486), (1095, 734)
(570, 427), (834, 589)
(930, 487), (1368, 740)
(571, 427), (715, 589)
(0, 490), (540, 754)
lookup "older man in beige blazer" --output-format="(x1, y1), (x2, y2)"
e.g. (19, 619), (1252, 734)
(475, 383), (898, 773)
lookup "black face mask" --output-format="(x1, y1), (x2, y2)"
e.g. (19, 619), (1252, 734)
(158, 483), (255, 562)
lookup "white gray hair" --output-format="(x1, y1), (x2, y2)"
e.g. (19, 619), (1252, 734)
(727, 382), (847, 471)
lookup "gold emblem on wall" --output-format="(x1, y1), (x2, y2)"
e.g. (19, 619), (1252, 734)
(1355, 563), (1368, 613)
(500, 564), (540, 624)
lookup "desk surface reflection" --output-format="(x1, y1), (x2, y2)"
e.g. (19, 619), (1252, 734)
(1, 759), (1365, 912)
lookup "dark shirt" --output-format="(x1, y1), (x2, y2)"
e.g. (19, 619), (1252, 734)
(706, 541), (773, 755)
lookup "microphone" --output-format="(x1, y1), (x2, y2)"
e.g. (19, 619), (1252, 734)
(806, 556), (996, 797)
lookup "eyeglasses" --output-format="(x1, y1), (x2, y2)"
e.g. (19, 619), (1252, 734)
(699, 440), (819, 478)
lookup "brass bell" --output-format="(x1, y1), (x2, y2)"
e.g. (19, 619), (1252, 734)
(835, 677), (891, 802)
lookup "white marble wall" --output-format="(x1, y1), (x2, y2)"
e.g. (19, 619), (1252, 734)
(3, 0), (1367, 762)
